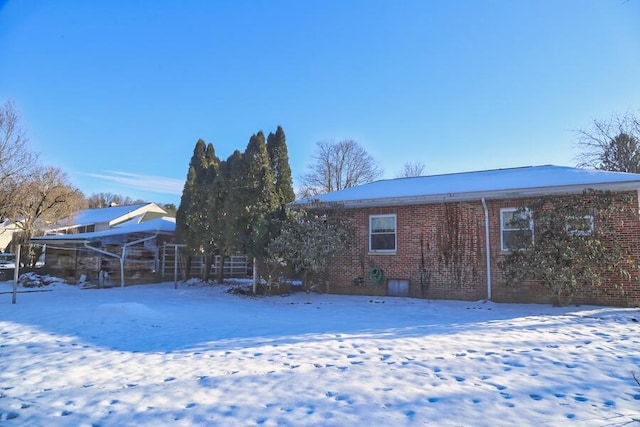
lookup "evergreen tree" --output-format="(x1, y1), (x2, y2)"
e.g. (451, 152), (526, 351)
(177, 127), (292, 285)
(241, 131), (278, 258)
(243, 131), (279, 293)
(266, 126), (295, 206)
(176, 140), (205, 249)
(200, 142), (220, 279)
(209, 156), (235, 283)
(218, 149), (248, 272)
(176, 139), (218, 278)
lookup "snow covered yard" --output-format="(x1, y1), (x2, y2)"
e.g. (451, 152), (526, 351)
(1, 281), (639, 426)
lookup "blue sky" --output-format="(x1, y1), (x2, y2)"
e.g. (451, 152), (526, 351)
(1, 1), (639, 205)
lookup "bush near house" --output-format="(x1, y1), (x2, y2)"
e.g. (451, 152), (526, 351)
(499, 191), (639, 306)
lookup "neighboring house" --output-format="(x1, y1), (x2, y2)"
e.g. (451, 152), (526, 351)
(298, 165), (640, 307)
(45, 202), (168, 235)
(30, 203), (175, 287)
(0, 219), (20, 252)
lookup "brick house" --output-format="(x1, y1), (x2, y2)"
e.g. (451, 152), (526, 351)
(300, 165), (640, 307)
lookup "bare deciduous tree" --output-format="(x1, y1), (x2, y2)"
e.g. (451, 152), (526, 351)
(0, 100), (38, 215)
(300, 139), (383, 197)
(86, 192), (145, 208)
(575, 113), (640, 173)
(396, 161), (426, 178)
(8, 167), (87, 265)
(1, 100), (88, 265)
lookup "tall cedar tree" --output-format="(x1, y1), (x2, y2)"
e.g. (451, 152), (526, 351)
(209, 156), (237, 283)
(220, 150), (246, 257)
(176, 139), (219, 278)
(200, 143), (220, 279)
(177, 127), (294, 284)
(241, 131), (278, 259)
(266, 126), (295, 206)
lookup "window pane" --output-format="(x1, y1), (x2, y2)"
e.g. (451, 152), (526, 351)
(371, 233), (395, 251)
(371, 216), (395, 233)
(503, 230), (532, 250)
(501, 208), (533, 250)
(502, 210), (531, 230)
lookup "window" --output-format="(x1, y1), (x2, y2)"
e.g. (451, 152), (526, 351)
(370, 214), (396, 252)
(566, 215), (594, 236)
(501, 208), (533, 251)
(77, 224), (96, 234)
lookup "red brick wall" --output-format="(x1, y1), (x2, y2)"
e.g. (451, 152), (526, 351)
(326, 191), (640, 307)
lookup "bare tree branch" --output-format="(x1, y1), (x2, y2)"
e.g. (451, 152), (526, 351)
(8, 166), (86, 240)
(575, 112), (640, 172)
(86, 192), (146, 208)
(396, 161), (426, 178)
(300, 139), (383, 196)
(0, 100), (38, 215)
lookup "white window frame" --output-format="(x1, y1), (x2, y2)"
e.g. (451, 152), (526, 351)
(500, 208), (534, 251)
(369, 214), (397, 253)
(565, 214), (594, 236)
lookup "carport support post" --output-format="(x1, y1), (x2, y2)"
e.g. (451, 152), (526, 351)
(119, 248), (126, 288)
(11, 244), (21, 304)
(174, 244), (178, 289)
(252, 257), (258, 294)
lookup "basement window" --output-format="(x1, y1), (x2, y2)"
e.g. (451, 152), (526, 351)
(500, 208), (533, 251)
(370, 214), (396, 252)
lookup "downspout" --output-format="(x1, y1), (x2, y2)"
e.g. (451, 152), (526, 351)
(481, 198), (492, 301)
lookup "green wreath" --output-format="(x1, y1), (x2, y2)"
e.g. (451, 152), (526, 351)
(369, 267), (384, 285)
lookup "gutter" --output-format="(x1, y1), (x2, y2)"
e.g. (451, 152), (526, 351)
(304, 182), (640, 209)
(481, 198), (492, 301)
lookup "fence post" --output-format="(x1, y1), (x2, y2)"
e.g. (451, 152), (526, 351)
(12, 244), (21, 304)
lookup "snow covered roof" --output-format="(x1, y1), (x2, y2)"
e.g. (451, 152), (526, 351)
(31, 217), (176, 244)
(298, 165), (640, 208)
(49, 203), (167, 231)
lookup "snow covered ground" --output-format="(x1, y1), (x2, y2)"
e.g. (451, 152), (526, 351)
(1, 280), (639, 426)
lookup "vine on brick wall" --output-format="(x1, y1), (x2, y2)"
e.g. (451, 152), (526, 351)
(499, 190), (639, 306)
(435, 204), (483, 286)
(419, 235), (431, 290)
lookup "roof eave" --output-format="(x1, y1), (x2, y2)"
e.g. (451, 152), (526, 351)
(326, 182), (640, 208)
(30, 237), (90, 245)
(30, 228), (173, 245)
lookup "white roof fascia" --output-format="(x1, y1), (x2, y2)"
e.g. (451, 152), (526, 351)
(30, 237), (90, 245)
(319, 182), (640, 209)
